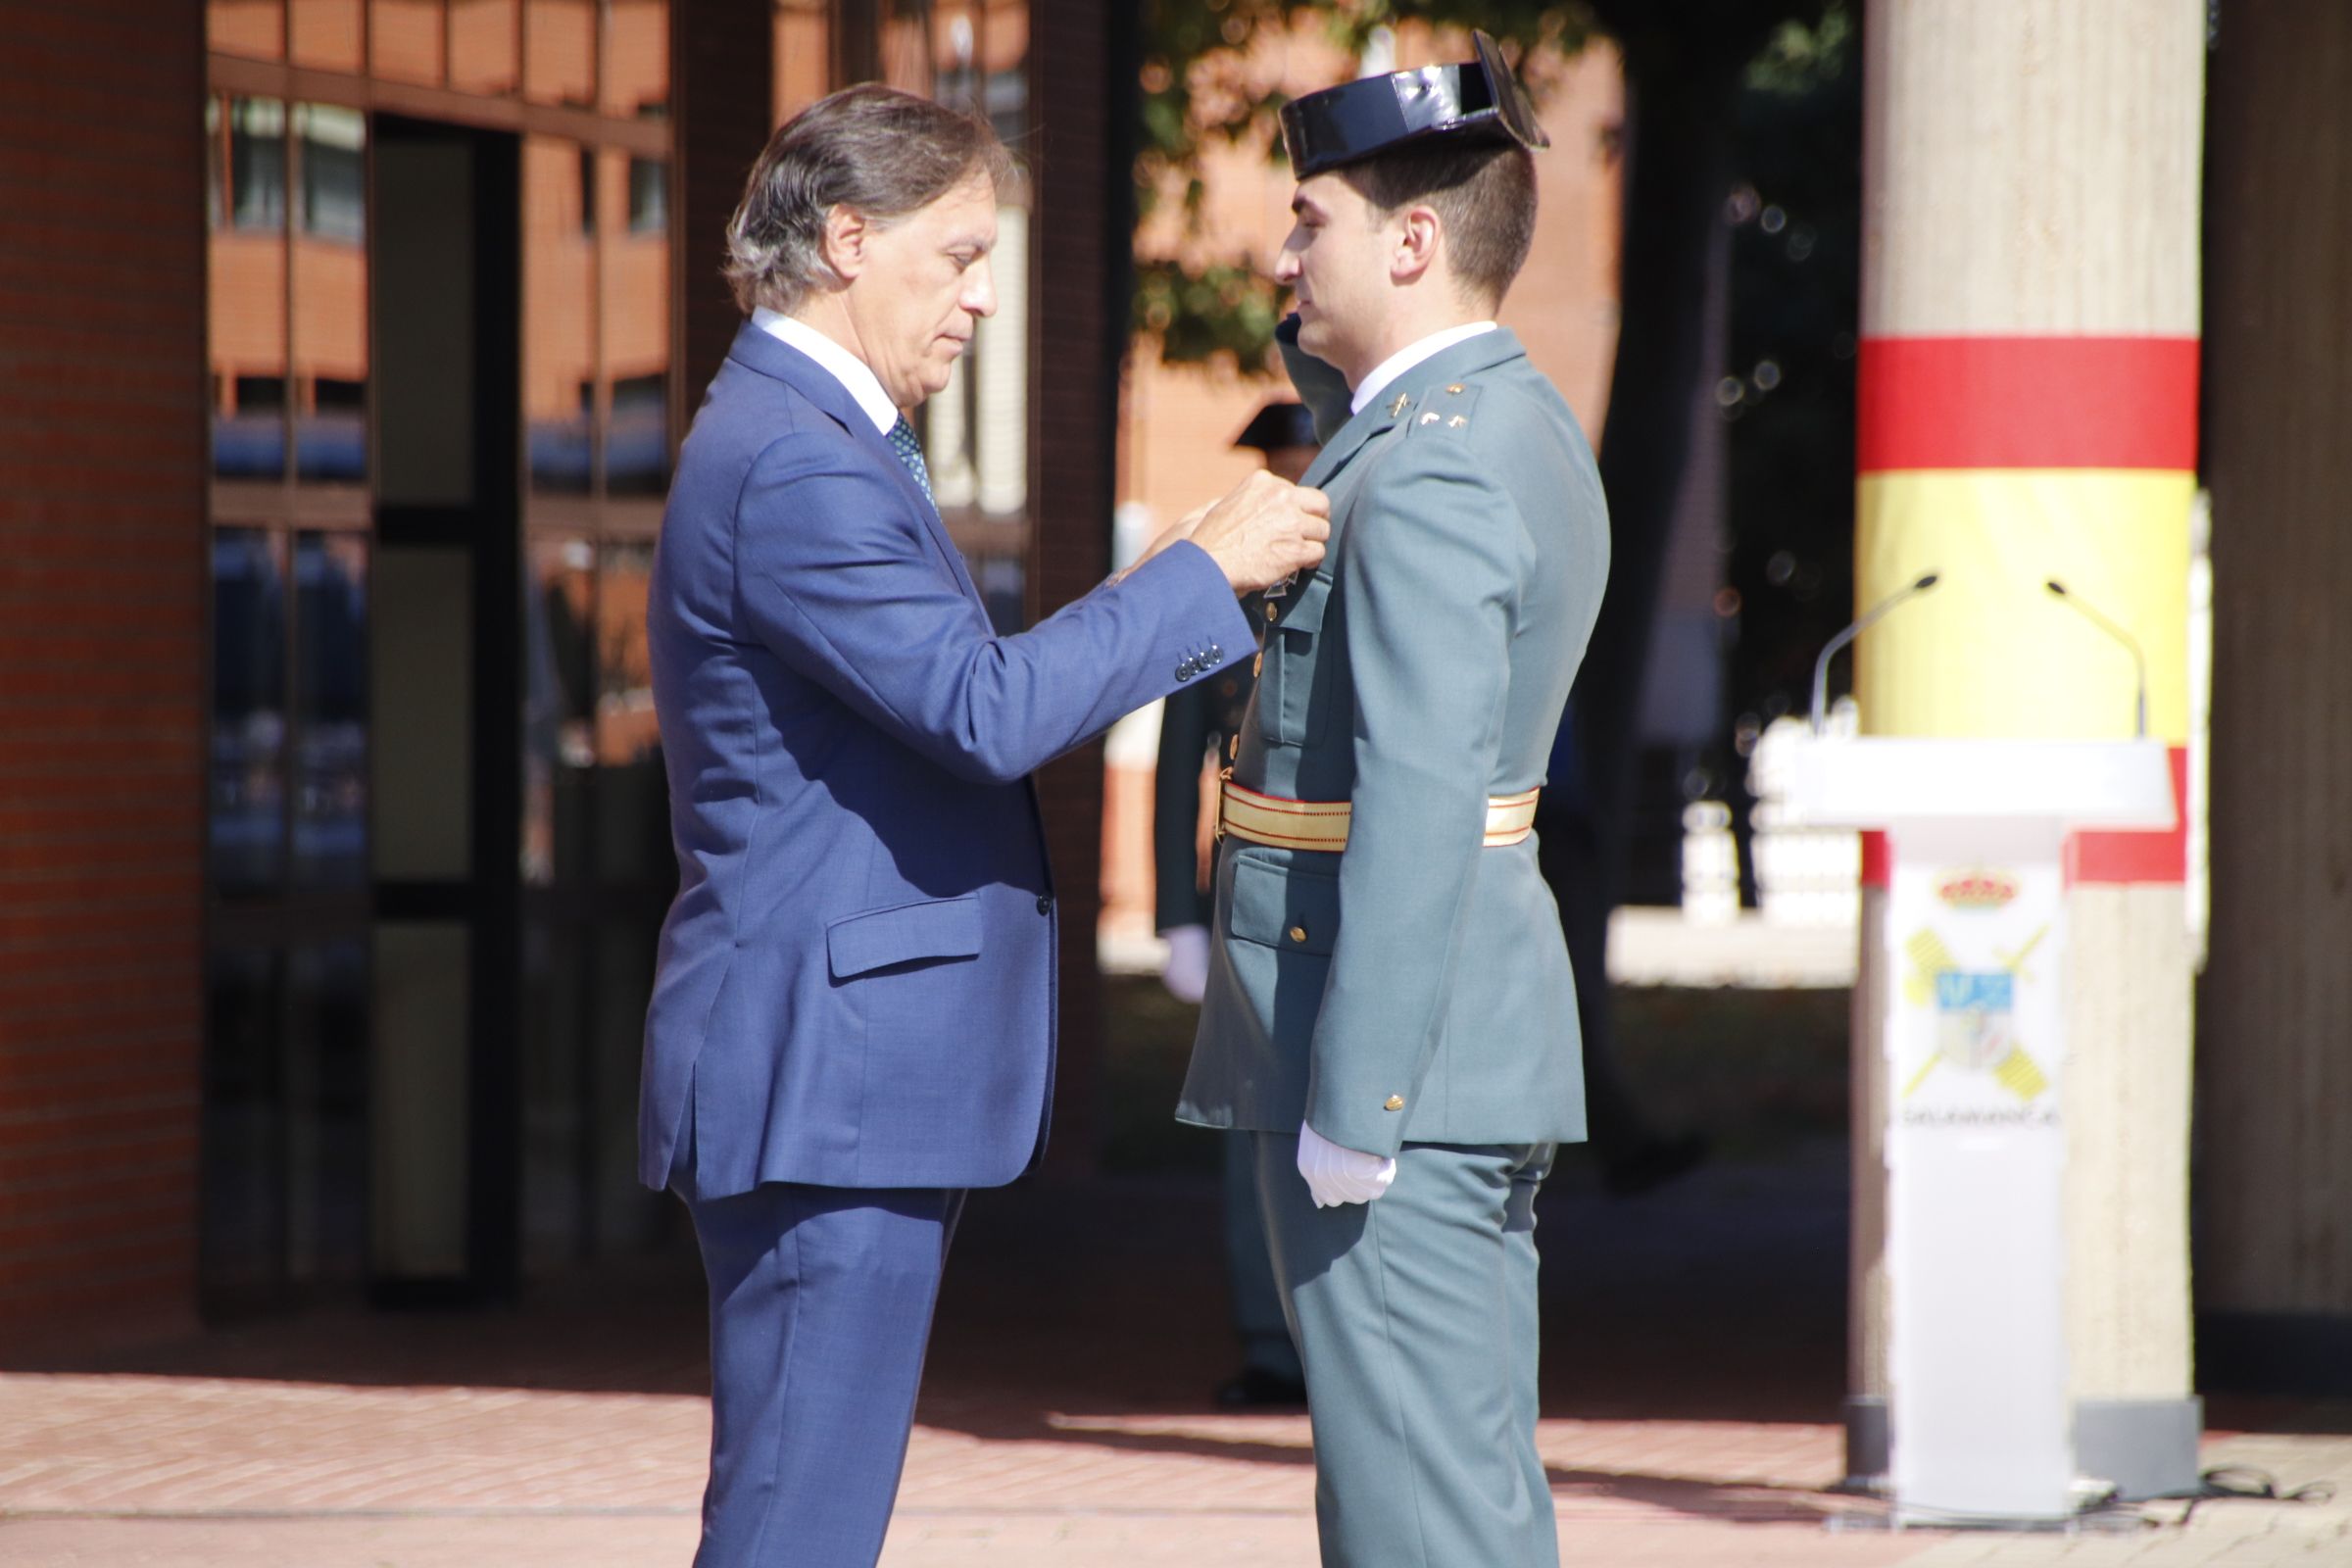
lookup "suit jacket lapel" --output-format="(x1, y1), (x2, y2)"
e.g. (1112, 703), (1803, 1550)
(723, 323), (989, 614)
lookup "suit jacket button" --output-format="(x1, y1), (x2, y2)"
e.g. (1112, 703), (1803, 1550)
(1384, 1095), (1405, 1111)
(1174, 661), (1192, 680)
(1037, 895), (1054, 915)
(1209, 643), (1223, 661)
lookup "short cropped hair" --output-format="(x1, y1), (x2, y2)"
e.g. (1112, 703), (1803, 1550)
(1338, 141), (1538, 307)
(723, 84), (1013, 315)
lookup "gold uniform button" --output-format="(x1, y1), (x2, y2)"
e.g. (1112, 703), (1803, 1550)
(1228, 734), (1240, 760)
(1384, 1095), (1405, 1111)
(1251, 653), (1263, 676)
(1265, 602), (1280, 622)
(1288, 926), (1308, 944)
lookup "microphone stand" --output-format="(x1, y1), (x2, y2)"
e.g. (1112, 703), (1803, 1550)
(1810, 571), (1941, 735)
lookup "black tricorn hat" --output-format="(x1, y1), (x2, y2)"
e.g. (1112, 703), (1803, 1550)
(1232, 400), (1321, 454)
(1279, 30), (1549, 179)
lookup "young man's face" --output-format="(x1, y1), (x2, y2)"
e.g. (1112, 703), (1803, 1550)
(843, 171), (999, 410)
(1273, 172), (1400, 386)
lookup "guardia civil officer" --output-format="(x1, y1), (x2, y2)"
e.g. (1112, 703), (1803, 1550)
(1179, 35), (1605, 1566)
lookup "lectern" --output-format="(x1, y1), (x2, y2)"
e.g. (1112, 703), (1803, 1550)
(1785, 737), (2177, 1522)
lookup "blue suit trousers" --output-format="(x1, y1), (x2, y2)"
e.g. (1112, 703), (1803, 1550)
(683, 1180), (965, 1567)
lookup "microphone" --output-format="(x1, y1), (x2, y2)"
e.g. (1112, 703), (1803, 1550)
(2045, 579), (2148, 739)
(1810, 571), (1940, 735)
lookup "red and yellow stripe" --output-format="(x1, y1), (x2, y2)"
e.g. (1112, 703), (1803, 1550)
(1855, 336), (2196, 886)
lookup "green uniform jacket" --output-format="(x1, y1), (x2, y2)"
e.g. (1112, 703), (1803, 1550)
(1178, 321), (1609, 1156)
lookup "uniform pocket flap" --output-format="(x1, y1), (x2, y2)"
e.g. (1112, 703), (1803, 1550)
(1269, 570), (1333, 637)
(826, 895), (984, 978)
(1226, 855), (1339, 956)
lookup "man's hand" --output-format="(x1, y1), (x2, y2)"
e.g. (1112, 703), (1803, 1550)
(1188, 470), (1331, 593)
(1297, 1121), (1396, 1208)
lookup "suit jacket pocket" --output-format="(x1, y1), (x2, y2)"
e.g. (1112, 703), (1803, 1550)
(826, 895), (984, 978)
(1226, 855), (1339, 956)
(1255, 571), (1333, 748)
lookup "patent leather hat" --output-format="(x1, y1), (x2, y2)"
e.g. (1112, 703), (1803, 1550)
(1279, 29), (1549, 178)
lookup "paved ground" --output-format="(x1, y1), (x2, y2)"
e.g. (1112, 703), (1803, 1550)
(2, 1154), (2344, 1566)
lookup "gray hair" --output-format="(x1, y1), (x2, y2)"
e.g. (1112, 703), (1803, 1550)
(723, 83), (1014, 315)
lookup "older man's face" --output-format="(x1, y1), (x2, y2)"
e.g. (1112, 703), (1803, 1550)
(848, 172), (999, 411)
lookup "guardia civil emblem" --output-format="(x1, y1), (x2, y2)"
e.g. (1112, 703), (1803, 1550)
(1903, 926), (2050, 1102)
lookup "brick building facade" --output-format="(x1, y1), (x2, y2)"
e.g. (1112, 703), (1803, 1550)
(0, 0), (1121, 1349)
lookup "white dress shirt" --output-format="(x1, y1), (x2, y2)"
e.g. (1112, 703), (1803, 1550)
(751, 307), (899, 434)
(1348, 320), (1499, 416)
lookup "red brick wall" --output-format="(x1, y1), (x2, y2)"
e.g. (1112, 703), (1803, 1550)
(0, 1), (209, 1351)
(1028, 0), (1125, 1175)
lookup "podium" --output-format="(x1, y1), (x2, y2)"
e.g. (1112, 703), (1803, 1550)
(1784, 737), (2178, 1522)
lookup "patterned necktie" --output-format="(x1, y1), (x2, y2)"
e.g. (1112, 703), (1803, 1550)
(886, 416), (935, 511)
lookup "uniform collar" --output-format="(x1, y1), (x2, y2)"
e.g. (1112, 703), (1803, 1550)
(1349, 321), (1498, 416)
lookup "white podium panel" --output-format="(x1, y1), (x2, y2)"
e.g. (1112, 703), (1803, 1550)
(1785, 739), (2175, 1524)
(1885, 820), (2071, 1519)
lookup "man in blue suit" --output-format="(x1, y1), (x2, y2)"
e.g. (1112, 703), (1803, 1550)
(639, 85), (1329, 1566)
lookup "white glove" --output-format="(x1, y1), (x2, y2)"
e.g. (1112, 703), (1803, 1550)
(1159, 924), (1209, 1004)
(1297, 1120), (1396, 1208)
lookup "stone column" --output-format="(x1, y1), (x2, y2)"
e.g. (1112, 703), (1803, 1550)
(1847, 0), (2206, 1499)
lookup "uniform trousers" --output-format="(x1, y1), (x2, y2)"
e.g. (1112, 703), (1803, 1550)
(681, 1179), (965, 1568)
(1224, 1128), (1307, 1383)
(1253, 1134), (1558, 1568)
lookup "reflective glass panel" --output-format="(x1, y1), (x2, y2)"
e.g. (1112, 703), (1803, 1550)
(772, 0), (831, 124)
(519, 913), (588, 1264)
(590, 918), (664, 1249)
(524, 137), (595, 495)
(974, 552), (1027, 635)
(293, 104), (368, 483)
(371, 0), (446, 86)
(594, 540), (665, 885)
(602, 0), (667, 120)
(209, 0), (286, 61)
(211, 98), (289, 480)
(932, 0), (981, 111)
(293, 533), (369, 891)
(522, 0), (596, 107)
(522, 534), (596, 887)
(982, 0), (1030, 139)
(288, 0), (365, 73)
(600, 148), (669, 496)
(213, 529), (289, 896)
(285, 940), (369, 1282)
(204, 945), (284, 1299)
(881, 0), (930, 93)
(449, 0), (520, 94)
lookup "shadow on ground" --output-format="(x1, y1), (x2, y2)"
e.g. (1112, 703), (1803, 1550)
(25, 980), (2347, 1460)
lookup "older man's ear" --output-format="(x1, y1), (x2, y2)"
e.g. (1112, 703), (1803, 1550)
(820, 205), (869, 282)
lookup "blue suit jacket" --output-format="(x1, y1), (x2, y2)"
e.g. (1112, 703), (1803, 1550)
(640, 323), (1250, 1197)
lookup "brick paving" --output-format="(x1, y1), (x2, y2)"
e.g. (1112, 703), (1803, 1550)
(1, 1162), (2345, 1566)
